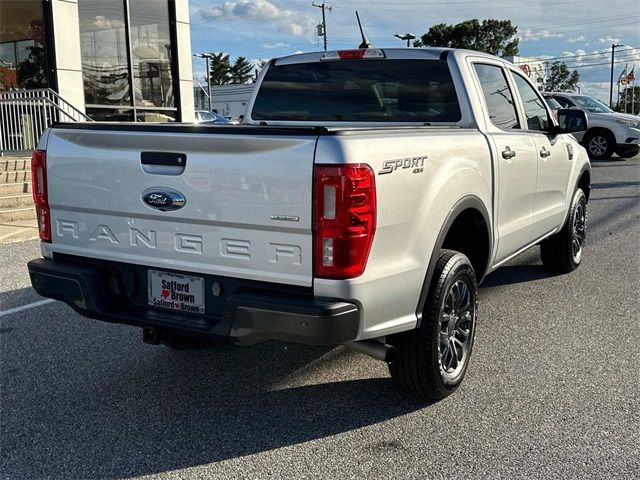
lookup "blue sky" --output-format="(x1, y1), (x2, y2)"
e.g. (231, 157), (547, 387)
(188, 0), (640, 103)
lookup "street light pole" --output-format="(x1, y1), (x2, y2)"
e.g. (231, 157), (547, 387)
(609, 43), (623, 108)
(194, 53), (213, 112)
(205, 56), (212, 112)
(394, 33), (415, 47)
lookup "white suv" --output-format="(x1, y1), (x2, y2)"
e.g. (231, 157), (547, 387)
(544, 92), (640, 159)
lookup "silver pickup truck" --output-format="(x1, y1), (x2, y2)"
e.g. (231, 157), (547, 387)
(28, 48), (590, 400)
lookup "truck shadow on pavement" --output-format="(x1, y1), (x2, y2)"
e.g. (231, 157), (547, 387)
(0, 297), (427, 479)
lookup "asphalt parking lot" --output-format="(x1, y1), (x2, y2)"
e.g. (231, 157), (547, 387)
(1, 156), (639, 480)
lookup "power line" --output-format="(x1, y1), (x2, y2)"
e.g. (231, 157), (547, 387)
(512, 48), (639, 64)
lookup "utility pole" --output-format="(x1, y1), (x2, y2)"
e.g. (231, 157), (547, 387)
(312, 2), (331, 51)
(609, 43), (623, 108)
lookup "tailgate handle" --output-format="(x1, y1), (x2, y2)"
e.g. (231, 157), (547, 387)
(141, 152), (186, 175)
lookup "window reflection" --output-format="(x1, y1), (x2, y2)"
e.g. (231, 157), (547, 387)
(0, 0), (48, 90)
(78, 0), (131, 106)
(129, 0), (174, 108)
(86, 107), (134, 122)
(77, 0), (175, 120)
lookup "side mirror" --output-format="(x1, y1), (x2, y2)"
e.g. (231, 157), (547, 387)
(552, 108), (588, 134)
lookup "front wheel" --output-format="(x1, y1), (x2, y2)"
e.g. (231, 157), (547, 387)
(615, 146), (640, 159)
(388, 250), (477, 400)
(540, 188), (587, 273)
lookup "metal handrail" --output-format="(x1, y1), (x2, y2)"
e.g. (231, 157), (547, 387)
(0, 88), (93, 153)
(46, 89), (93, 122)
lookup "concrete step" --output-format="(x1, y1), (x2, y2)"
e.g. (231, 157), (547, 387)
(0, 158), (30, 172)
(0, 194), (33, 209)
(1, 170), (30, 184)
(0, 182), (31, 195)
(0, 207), (36, 223)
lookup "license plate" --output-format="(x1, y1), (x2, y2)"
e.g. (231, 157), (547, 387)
(148, 270), (205, 314)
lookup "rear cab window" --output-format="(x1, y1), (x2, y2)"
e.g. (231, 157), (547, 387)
(251, 59), (461, 123)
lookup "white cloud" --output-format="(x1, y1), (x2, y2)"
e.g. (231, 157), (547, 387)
(599, 35), (623, 44)
(198, 0), (314, 36)
(519, 29), (564, 42)
(578, 82), (610, 103)
(559, 49), (588, 59)
(261, 42), (290, 49)
(568, 36), (587, 43)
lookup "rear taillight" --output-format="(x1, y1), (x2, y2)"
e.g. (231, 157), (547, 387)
(313, 164), (376, 279)
(31, 149), (51, 242)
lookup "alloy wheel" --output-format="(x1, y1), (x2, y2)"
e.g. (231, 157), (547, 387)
(572, 201), (586, 263)
(588, 136), (608, 157)
(438, 279), (475, 384)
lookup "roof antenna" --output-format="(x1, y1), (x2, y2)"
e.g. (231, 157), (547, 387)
(355, 11), (371, 49)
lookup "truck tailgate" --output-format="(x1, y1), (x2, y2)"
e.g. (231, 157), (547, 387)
(45, 126), (317, 286)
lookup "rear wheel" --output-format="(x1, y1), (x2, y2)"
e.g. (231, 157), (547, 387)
(540, 188), (587, 273)
(583, 130), (615, 160)
(388, 250), (477, 400)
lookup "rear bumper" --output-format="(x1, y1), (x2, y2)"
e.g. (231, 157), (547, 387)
(27, 257), (359, 346)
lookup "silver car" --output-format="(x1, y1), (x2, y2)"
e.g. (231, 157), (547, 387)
(544, 93), (640, 159)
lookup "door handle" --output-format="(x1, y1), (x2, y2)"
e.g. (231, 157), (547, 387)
(540, 147), (551, 158)
(140, 151), (186, 175)
(502, 147), (516, 159)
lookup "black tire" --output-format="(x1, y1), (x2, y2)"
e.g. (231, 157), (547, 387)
(615, 146), (640, 159)
(582, 130), (615, 160)
(540, 188), (587, 273)
(388, 250), (477, 400)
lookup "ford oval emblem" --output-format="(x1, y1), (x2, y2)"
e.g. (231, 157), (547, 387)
(142, 188), (186, 212)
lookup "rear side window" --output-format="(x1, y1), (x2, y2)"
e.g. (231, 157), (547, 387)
(252, 60), (461, 123)
(474, 64), (519, 130)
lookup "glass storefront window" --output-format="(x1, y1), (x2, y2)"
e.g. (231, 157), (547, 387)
(78, 0), (131, 106)
(78, 0), (176, 120)
(129, 0), (175, 108)
(0, 1), (48, 90)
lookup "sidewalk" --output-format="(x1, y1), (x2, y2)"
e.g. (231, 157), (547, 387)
(0, 219), (38, 244)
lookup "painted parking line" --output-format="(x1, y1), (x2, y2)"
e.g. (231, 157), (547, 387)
(0, 299), (55, 318)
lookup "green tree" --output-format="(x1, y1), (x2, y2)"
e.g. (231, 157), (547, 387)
(208, 52), (231, 85)
(615, 85), (640, 114)
(230, 56), (254, 84)
(542, 61), (580, 93)
(415, 19), (519, 57)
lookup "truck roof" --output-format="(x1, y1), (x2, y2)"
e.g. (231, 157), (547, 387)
(273, 47), (511, 66)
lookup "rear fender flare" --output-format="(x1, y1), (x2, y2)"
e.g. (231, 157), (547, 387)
(414, 195), (492, 328)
